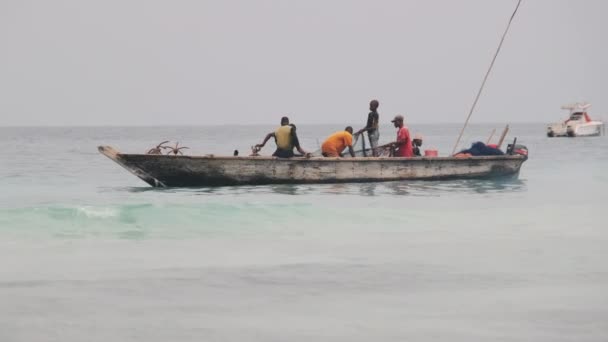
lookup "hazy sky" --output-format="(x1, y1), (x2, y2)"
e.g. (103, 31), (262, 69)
(1, 0), (607, 126)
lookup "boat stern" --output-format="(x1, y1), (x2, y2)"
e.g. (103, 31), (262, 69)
(567, 121), (604, 137)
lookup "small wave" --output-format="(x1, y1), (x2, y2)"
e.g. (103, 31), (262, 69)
(1, 204), (157, 239)
(75, 206), (119, 219)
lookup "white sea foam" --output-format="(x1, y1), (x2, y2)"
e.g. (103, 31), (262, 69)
(75, 206), (119, 219)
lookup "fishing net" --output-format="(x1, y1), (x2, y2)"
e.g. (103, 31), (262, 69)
(340, 133), (391, 157)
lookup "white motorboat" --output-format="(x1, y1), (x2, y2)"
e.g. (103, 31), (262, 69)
(547, 103), (604, 137)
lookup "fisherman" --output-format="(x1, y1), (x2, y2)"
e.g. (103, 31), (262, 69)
(255, 116), (307, 158)
(412, 134), (423, 156)
(356, 99), (380, 157)
(389, 115), (413, 157)
(288, 124), (304, 153)
(321, 126), (356, 158)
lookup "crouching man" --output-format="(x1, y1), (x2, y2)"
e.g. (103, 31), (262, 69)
(321, 126), (356, 158)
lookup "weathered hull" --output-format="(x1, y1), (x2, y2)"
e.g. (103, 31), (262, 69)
(99, 146), (527, 187)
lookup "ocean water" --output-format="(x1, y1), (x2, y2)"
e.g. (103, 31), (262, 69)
(1, 123), (607, 341)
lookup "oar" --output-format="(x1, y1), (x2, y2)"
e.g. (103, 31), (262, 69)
(486, 128), (496, 144)
(497, 124), (510, 149)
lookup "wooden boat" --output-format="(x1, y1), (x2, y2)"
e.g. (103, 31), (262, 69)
(96, 2), (529, 188)
(98, 146), (528, 187)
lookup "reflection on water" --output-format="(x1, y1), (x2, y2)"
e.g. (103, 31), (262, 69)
(269, 184), (299, 195)
(359, 183), (379, 197)
(323, 183), (350, 195)
(114, 178), (527, 198)
(406, 178), (527, 195)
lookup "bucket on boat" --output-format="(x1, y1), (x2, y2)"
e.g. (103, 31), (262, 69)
(424, 149), (438, 157)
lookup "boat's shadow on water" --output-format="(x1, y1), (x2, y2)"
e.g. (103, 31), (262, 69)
(312, 178), (526, 197)
(117, 178), (527, 197)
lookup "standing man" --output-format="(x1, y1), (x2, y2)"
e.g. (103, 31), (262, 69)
(321, 126), (356, 158)
(356, 99), (380, 157)
(255, 116), (307, 158)
(390, 115), (413, 157)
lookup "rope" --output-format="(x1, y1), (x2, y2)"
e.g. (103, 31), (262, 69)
(451, 0), (523, 155)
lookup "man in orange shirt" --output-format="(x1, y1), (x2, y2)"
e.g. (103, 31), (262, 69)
(321, 126), (356, 157)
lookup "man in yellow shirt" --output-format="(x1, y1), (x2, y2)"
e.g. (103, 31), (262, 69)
(321, 127), (356, 157)
(255, 116), (307, 158)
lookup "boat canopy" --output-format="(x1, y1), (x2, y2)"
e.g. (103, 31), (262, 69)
(563, 103), (593, 122)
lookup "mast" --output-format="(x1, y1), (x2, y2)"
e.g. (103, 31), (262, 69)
(451, 0), (523, 155)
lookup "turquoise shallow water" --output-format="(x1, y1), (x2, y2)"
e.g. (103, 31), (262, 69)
(1, 124), (607, 341)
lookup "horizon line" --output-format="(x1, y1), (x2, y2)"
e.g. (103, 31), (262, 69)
(0, 121), (549, 128)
